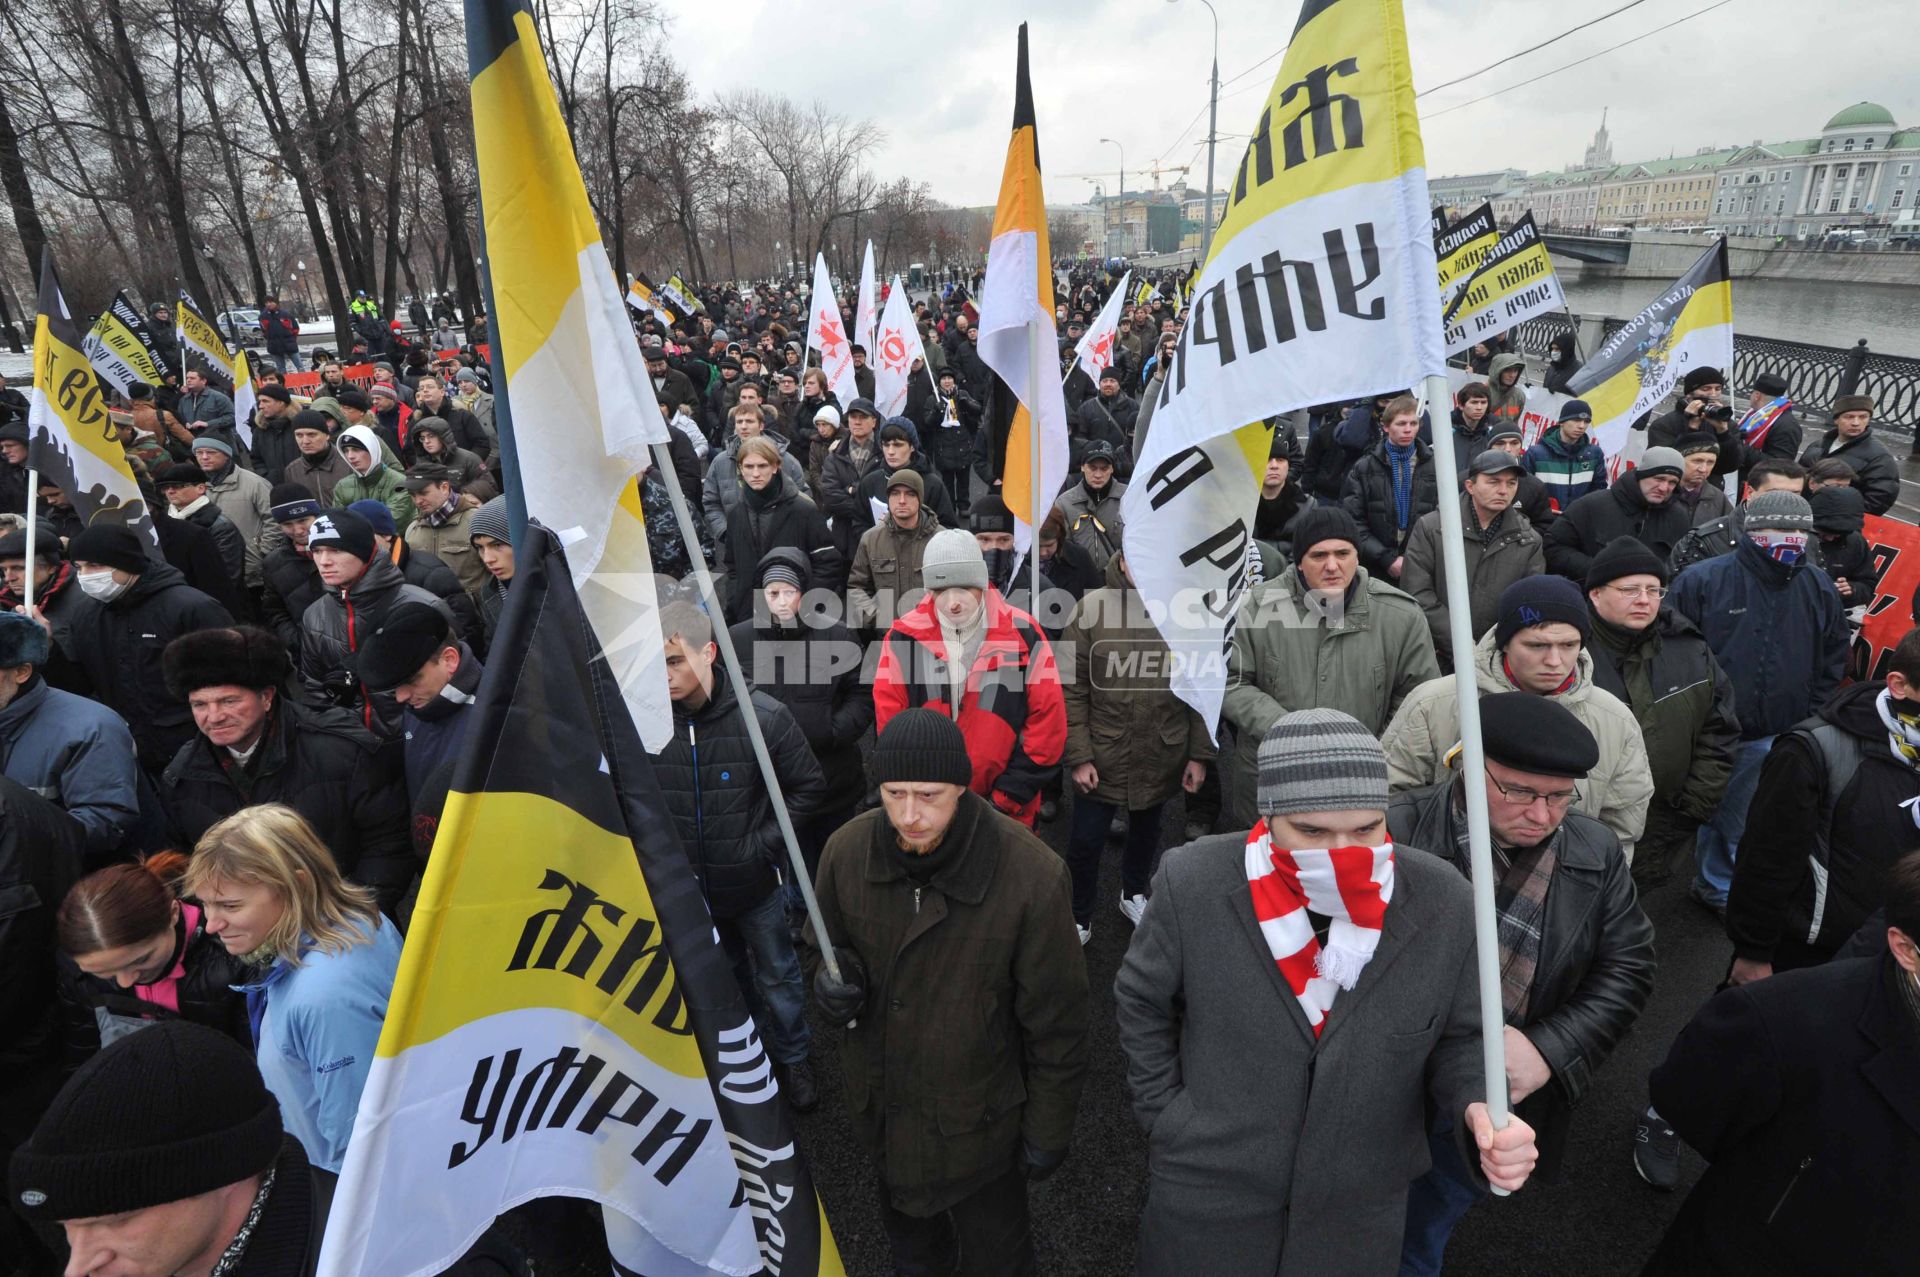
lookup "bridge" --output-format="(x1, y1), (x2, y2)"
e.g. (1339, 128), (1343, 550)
(1541, 232), (1632, 264)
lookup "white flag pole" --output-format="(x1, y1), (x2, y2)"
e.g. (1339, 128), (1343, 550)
(1027, 320), (1045, 608)
(20, 470), (36, 615)
(1420, 369), (1513, 1188)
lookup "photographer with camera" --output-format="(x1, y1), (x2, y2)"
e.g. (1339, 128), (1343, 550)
(1644, 368), (1744, 486)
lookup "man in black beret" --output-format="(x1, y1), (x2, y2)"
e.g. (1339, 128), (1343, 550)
(1388, 691), (1655, 1268)
(354, 600), (483, 814)
(9, 1020), (325, 1277)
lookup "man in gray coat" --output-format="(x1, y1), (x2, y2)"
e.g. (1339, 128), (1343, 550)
(1115, 709), (1539, 1276)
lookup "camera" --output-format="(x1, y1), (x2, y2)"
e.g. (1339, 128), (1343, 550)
(1703, 403), (1734, 423)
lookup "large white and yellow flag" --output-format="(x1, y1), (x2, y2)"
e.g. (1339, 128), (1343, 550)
(1442, 212), (1566, 356)
(977, 23), (1071, 551)
(1568, 239), (1733, 477)
(1120, 0), (1447, 733)
(461, 0), (669, 748)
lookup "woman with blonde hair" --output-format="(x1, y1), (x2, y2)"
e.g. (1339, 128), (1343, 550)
(183, 803), (401, 1175)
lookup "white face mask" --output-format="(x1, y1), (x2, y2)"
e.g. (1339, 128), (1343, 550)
(78, 570), (131, 602)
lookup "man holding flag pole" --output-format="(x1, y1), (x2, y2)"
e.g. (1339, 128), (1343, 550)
(1114, 0), (1539, 1268)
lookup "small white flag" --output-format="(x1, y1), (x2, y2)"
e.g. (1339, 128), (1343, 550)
(806, 253), (859, 405)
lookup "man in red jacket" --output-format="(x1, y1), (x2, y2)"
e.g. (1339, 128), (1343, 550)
(874, 528), (1065, 827)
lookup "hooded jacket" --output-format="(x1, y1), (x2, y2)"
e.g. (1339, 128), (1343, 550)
(650, 673), (825, 918)
(1483, 352), (1528, 427)
(1668, 535), (1848, 740)
(726, 548), (871, 800)
(1586, 607), (1740, 824)
(160, 699), (414, 918)
(1798, 425), (1901, 515)
(1401, 494), (1545, 662)
(1545, 470), (1695, 582)
(1221, 566), (1439, 828)
(329, 425), (414, 534)
(1061, 557), (1215, 810)
(63, 561), (235, 766)
(856, 448), (958, 534)
(1382, 628), (1655, 854)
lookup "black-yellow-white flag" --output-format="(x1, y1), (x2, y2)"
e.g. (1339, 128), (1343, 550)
(1441, 213), (1565, 354)
(1434, 201), (1497, 312)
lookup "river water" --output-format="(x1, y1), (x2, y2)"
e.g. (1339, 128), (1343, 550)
(1557, 264), (1920, 358)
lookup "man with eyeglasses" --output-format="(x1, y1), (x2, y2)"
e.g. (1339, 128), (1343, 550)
(1384, 574), (1654, 858)
(1389, 691), (1654, 1274)
(1585, 537), (1739, 891)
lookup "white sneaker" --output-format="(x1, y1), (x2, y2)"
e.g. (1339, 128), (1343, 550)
(1119, 894), (1149, 926)
(1076, 924), (1093, 947)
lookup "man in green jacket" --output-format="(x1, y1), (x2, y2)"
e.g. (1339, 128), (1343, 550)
(1222, 505), (1440, 828)
(806, 709), (1088, 1276)
(330, 424), (413, 535)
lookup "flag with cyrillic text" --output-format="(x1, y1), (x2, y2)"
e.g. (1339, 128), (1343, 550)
(1442, 213), (1565, 355)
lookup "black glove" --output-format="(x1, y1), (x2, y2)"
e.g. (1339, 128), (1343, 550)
(320, 667), (359, 708)
(1021, 1141), (1067, 1183)
(811, 948), (867, 1024)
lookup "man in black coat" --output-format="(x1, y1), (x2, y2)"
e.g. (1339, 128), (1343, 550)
(1798, 393), (1901, 516)
(1730, 370), (1803, 482)
(1643, 850), (1920, 1277)
(10, 1021), (330, 1277)
(653, 597), (826, 1111)
(1389, 693), (1654, 1271)
(1726, 627), (1920, 982)
(1340, 399), (1439, 585)
(1545, 446), (1692, 583)
(260, 485), (326, 651)
(62, 524), (235, 771)
(158, 625), (415, 918)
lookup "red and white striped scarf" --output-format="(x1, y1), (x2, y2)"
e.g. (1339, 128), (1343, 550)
(1245, 821), (1396, 1037)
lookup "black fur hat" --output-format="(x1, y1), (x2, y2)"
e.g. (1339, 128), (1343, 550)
(163, 625), (290, 699)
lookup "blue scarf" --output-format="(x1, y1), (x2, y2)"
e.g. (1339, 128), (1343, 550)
(1385, 439), (1417, 529)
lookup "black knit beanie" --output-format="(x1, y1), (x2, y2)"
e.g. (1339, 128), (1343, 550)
(869, 708), (973, 787)
(67, 524), (149, 575)
(1289, 505), (1362, 556)
(10, 1021), (283, 1222)
(1584, 536), (1670, 591)
(1494, 575), (1591, 648)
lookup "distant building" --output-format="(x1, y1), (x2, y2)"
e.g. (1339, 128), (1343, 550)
(1427, 169), (1527, 220)
(1483, 102), (1917, 239)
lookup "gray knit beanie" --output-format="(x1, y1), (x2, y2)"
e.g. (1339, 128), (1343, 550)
(468, 495), (510, 544)
(921, 527), (987, 591)
(1742, 489), (1814, 534)
(1256, 709), (1389, 818)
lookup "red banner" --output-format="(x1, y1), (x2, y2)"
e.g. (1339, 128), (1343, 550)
(1850, 513), (1920, 682)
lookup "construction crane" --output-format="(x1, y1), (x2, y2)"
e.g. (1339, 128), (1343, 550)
(1053, 160), (1195, 192)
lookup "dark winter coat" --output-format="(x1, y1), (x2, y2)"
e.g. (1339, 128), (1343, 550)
(1810, 485), (1880, 602)
(1340, 438), (1442, 578)
(395, 642), (483, 821)
(1669, 508), (1742, 577)
(63, 562), (234, 767)
(391, 541), (478, 652)
(800, 795), (1088, 1216)
(1521, 427), (1607, 515)
(151, 508), (246, 620)
(1644, 954), (1920, 1277)
(1443, 409), (1497, 477)
(407, 402), (491, 463)
(1586, 608), (1740, 826)
(857, 450), (958, 535)
(1727, 682), (1920, 968)
(650, 674), (824, 918)
(249, 417), (302, 485)
(1669, 537), (1848, 740)
(1799, 425), (1902, 515)
(159, 699), (415, 917)
(260, 545), (323, 651)
(727, 552), (871, 801)
(1068, 398), (1137, 479)
(169, 502), (246, 587)
(1389, 785), (1655, 1173)
(818, 432), (885, 558)
(1545, 472), (1694, 582)
(259, 308), (301, 356)
(0, 775), (84, 1078)
(298, 554), (451, 738)
(919, 387), (982, 473)
(56, 901), (250, 1065)
(1301, 403), (1378, 502)
(719, 472), (844, 620)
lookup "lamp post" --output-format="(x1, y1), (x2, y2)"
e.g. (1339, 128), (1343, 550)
(1168, 0), (1220, 262)
(1100, 137), (1124, 256)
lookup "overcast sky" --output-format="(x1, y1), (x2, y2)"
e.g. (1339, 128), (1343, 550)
(675, 0), (1919, 208)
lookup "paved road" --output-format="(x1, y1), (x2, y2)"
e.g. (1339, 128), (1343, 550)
(790, 784), (1732, 1277)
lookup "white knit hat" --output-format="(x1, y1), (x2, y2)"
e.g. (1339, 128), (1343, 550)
(921, 528), (988, 591)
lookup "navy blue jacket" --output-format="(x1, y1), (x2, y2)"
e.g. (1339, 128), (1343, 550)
(1669, 537), (1847, 740)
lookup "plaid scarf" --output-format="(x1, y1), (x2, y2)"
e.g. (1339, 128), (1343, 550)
(421, 492), (463, 527)
(1452, 791), (1556, 1023)
(1244, 822), (1395, 1037)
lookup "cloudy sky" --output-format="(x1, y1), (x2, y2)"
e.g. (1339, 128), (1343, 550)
(676, 0), (1919, 208)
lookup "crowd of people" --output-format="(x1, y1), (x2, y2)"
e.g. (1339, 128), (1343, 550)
(1, 263), (1916, 1277)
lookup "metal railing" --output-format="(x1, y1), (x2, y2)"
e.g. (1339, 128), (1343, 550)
(1491, 313), (1920, 437)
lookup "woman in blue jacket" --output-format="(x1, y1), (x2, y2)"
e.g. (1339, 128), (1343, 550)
(183, 802), (402, 1175)
(1521, 398), (1608, 515)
